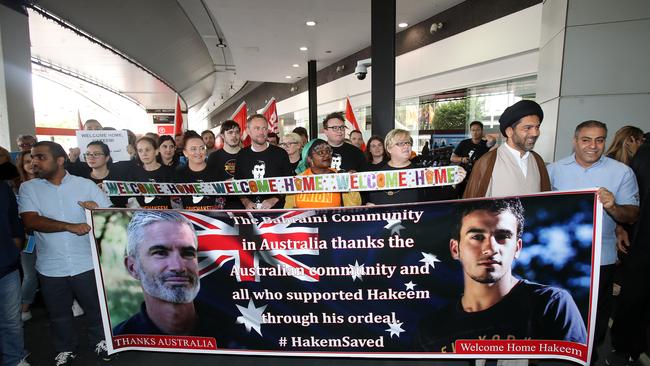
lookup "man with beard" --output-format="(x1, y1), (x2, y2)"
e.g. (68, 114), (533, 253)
(201, 129), (217, 155)
(235, 114), (292, 209)
(464, 100), (550, 198)
(113, 211), (203, 336)
(548, 121), (639, 363)
(322, 112), (366, 172)
(18, 141), (112, 365)
(418, 199), (586, 352)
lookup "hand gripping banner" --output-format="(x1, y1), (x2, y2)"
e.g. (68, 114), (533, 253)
(87, 190), (601, 364)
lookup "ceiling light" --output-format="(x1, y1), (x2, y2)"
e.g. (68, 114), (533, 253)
(216, 38), (227, 48)
(305, 20), (317, 26)
(285, 75), (292, 79)
(292, 64), (300, 68)
(398, 22), (408, 28)
(299, 46), (308, 51)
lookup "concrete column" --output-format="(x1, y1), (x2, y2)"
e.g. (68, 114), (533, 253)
(0, 3), (35, 150)
(536, 0), (650, 161)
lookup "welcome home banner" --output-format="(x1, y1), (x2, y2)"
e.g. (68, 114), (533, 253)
(102, 166), (461, 196)
(88, 190), (601, 364)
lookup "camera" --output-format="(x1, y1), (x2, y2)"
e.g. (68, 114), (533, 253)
(355, 58), (371, 80)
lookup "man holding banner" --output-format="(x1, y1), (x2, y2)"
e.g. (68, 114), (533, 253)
(418, 198), (586, 352)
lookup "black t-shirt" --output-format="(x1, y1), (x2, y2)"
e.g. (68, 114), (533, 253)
(175, 165), (224, 210)
(234, 145), (292, 208)
(366, 162), (456, 205)
(417, 280), (587, 352)
(330, 143), (367, 172)
(453, 138), (489, 172)
(127, 164), (174, 209)
(207, 149), (244, 209)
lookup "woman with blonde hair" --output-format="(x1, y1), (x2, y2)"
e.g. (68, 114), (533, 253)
(281, 132), (303, 173)
(606, 126), (644, 166)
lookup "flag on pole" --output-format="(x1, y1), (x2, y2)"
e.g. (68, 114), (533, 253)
(77, 109), (83, 130)
(345, 97), (365, 151)
(174, 95), (184, 136)
(262, 98), (279, 134)
(231, 101), (249, 147)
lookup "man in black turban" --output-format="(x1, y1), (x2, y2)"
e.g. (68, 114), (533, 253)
(463, 100), (550, 198)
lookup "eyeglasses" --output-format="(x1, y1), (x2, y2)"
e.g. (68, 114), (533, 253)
(186, 146), (207, 153)
(326, 125), (347, 132)
(84, 152), (105, 158)
(393, 141), (413, 148)
(312, 147), (333, 156)
(280, 142), (299, 148)
(18, 143), (34, 148)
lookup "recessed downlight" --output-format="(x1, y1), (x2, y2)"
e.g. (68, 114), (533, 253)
(285, 75), (292, 79)
(292, 64), (300, 68)
(305, 20), (317, 26)
(299, 46), (308, 51)
(398, 22), (408, 28)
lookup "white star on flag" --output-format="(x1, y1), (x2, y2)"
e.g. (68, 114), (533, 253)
(385, 321), (405, 338)
(236, 300), (267, 336)
(420, 252), (441, 270)
(404, 281), (417, 291)
(349, 260), (365, 281)
(384, 219), (405, 236)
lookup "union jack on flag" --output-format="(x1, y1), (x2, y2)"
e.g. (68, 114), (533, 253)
(182, 210), (320, 283)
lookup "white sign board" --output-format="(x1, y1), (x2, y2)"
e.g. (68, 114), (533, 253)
(76, 130), (130, 162)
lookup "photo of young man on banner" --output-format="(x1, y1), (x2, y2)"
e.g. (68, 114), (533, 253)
(88, 191), (600, 364)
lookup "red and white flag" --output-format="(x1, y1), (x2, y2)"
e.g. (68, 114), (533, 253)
(173, 95), (184, 136)
(345, 96), (365, 151)
(182, 211), (320, 282)
(262, 97), (279, 134)
(231, 101), (249, 147)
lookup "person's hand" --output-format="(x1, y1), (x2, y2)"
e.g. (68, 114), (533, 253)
(66, 223), (91, 235)
(260, 197), (279, 209)
(69, 147), (81, 162)
(366, 202), (376, 206)
(597, 188), (616, 210)
(242, 199), (257, 210)
(615, 225), (631, 254)
(455, 166), (467, 183)
(78, 201), (99, 210)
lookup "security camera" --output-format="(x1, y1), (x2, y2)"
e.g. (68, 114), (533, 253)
(355, 58), (371, 80)
(430, 22), (443, 34)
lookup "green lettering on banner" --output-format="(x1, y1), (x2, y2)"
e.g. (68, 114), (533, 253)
(212, 183), (226, 194)
(447, 168), (455, 183)
(314, 176), (323, 191)
(194, 184), (204, 194)
(255, 179), (270, 192)
(142, 183), (158, 194)
(385, 172), (398, 188)
(105, 182), (119, 195)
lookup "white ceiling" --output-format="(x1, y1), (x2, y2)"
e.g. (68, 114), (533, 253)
(205, 0), (463, 83)
(31, 0), (465, 118)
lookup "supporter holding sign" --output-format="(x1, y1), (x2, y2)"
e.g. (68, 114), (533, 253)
(175, 132), (223, 210)
(367, 129), (463, 205)
(129, 137), (173, 209)
(285, 139), (361, 208)
(234, 114), (293, 209)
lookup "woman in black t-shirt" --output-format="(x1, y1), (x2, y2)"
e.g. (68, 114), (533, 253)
(130, 136), (173, 209)
(366, 129), (464, 205)
(364, 135), (389, 169)
(84, 141), (125, 207)
(175, 132), (223, 210)
(157, 134), (183, 170)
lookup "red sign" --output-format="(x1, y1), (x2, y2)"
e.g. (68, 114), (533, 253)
(157, 125), (175, 135)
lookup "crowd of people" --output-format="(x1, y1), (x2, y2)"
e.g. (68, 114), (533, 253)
(0, 100), (648, 366)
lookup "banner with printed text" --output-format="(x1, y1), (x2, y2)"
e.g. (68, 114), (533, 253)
(88, 190), (601, 364)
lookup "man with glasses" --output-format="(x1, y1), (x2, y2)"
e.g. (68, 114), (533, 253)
(322, 112), (367, 172)
(234, 114), (293, 209)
